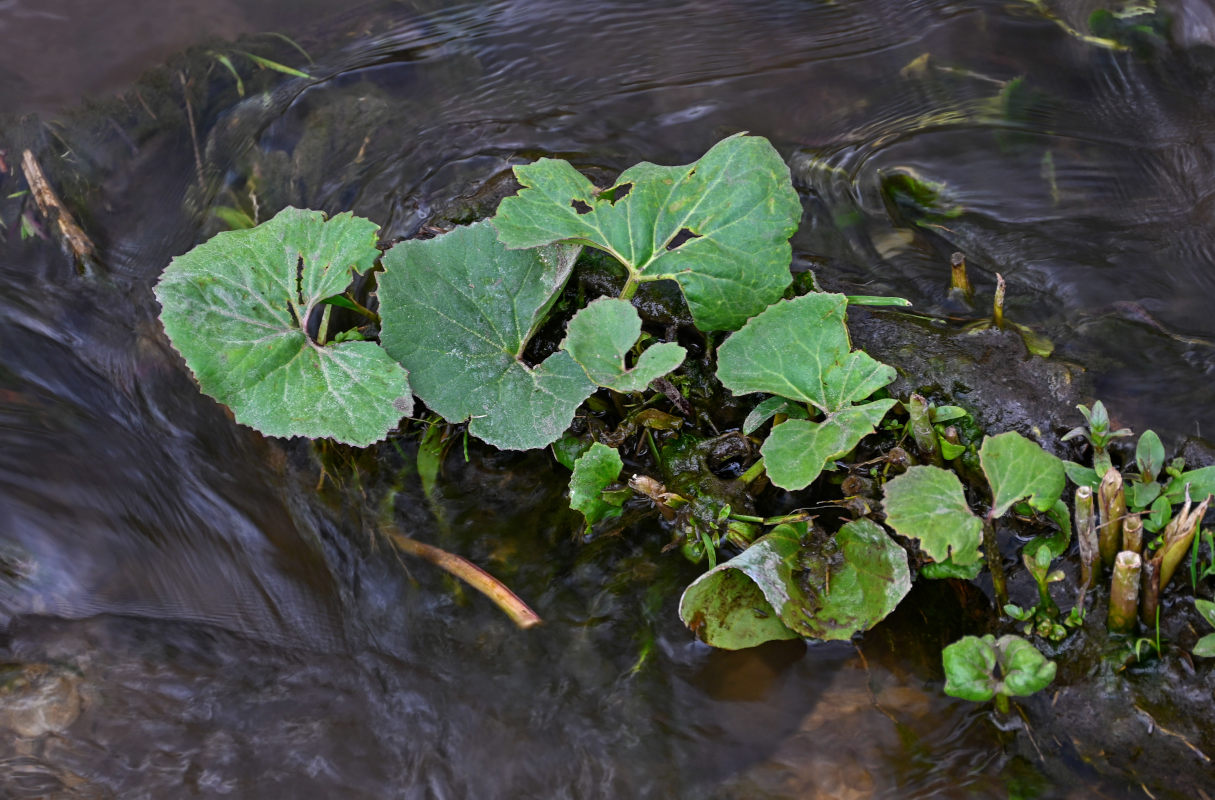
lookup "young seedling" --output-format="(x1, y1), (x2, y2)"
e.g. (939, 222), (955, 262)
(1062, 400), (1132, 476)
(1128, 429), (1165, 510)
(942, 634), (1057, 714)
(906, 394), (943, 467)
(1024, 545), (1063, 620)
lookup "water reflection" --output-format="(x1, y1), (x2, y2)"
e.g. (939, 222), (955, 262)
(1, 0), (1214, 797)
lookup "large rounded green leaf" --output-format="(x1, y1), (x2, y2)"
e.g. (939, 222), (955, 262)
(378, 221), (594, 451)
(942, 634), (1056, 704)
(492, 134), (802, 331)
(942, 635), (999, 702)
(780, 518), (911, 642)
(154, 207), (412, 446)
(716, 293), (895, 414)
(883, 465), (983, 565)
(997, 635), (1057, 697)
(678, 526), (803, 650)
(679, 520), (910, 648)
(980, 431), (1065, 517)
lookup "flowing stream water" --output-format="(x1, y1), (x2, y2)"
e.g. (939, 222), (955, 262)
(2, 1), (1215, 797)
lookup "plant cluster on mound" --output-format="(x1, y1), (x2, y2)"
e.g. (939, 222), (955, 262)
(156, 134), (1215, 707)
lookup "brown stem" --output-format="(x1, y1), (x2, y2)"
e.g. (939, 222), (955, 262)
(906, 394), (942, 466)
(1098, 467), (1125, 568)
(1109, 550), (1141, 635)
(992, 273), (1006, 329)
(1139, 558), (1160, 628)
(1075, 485), (1097, 595)
(1122, 513), (1143, 555)
(983, 514), (1008, 609)
(382, 526), (542, 629)
(949, 251), (974, 301)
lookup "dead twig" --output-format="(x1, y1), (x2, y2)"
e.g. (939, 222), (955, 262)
(381, 523), (542, 629)
(20, 149), (97, 270)
(179, 71), (205, 192)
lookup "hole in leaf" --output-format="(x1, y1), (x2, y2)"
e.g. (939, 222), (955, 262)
(571, 199), (593, 215)
(606, 182), (632, 204)
(666, 228), (701, 251)
(294, 256), (305, 305)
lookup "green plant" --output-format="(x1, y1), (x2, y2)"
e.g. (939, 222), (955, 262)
(154, 208), (412, 446)
(1194, 599), (1215, 657)
(1191, 528), (1215, 589)
(155, 130), (1215, 689)
(492, 133), (802, 330)
(158, 135), (917, 646)
(1061, 401), (1132, 476)
(883, 430), (1067, 608)
(942, 634), (1057, 714)
(678, 519), (910, 649)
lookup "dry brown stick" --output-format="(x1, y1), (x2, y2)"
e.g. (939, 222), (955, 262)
(382, 525), (542, 629)
(20, 149), (96, 266)
(178, 71), (205, 191)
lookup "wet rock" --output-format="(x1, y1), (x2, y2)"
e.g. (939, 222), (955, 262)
(0, 662), (83, 738)
(847, 307), (1088, 453)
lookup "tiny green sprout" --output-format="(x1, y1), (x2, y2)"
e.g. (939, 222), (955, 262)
(942, 634), (1057, 714)
(1004, 603), (1035, 622)
(1130, 607), (1164, 664)
(938, 426), (967, 461)
(1194, 599), (1215, 658)
(1022, 544), (1064, 621)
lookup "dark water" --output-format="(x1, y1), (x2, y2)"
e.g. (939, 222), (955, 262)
(2, 0), (1215, 797)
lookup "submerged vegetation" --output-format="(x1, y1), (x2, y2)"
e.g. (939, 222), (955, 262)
(156, 132), (1215, 714)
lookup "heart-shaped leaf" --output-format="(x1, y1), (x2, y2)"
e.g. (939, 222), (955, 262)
(980, 432), (1065, 518)
(492, 133), (802, 331)
(761, 400), (897, 490)
(378, 221), (594, 451)
(996, 635), (1058, 697)
(883, 465), (983, 565)
(678, 519), (910, 648)
(560, 298), (685, 392)
(942, 634), (1000, 702)
(569, 443), (625, 530)
(155, 207), (412, 446)
(779, 518), (911, 642)
(716, 293), (895, 414)
(943, 634), (1055, 704)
